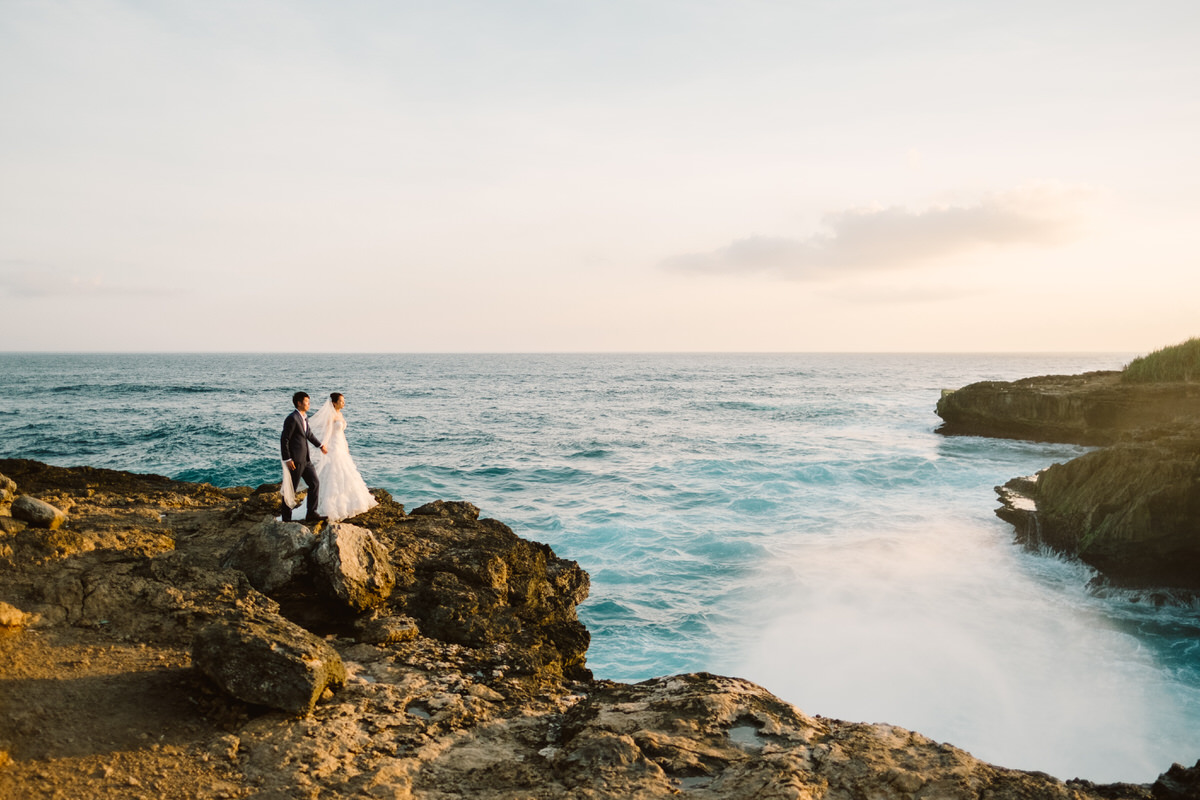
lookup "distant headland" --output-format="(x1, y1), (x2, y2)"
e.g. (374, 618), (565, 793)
(936, 337), (1200, 599)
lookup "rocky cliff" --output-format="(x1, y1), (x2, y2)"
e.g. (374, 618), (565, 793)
(936, 373), (1200, 596)
(935, 371), (1200, 445)
(0, 458), (1190, 798)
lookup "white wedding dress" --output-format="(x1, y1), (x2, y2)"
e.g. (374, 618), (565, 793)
(298, 400), (378, 521)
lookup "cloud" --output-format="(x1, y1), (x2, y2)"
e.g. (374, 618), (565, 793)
(0, 261), (173, 298)
(818, 284), (984, 305)
(662, 185), (1088, 280)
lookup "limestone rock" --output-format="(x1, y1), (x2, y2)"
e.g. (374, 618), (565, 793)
(221, 517), (317, 594)
(1153, 760), (1200, 800)
(401, 516), (592, 681)
(311, 522), (396, 613)
(0, 601), (31, 627)
(269, 670), (1135, 800)
(25, 549), (280, 643)
(1019, 439), (1200, 591)
(941, 372), (1200, 594)
(0, 471), (15, 505)
(192, 611), (346, 716)
(0, 458), (230, 504)
(0, 516), (27, 534)
(354, 614), (419, 644)
(233, 482), (294, 522)
(11, 495), (68, 530)
(0, 457), (1174, 798)
(410, 500), (480, 522)
(995, 474), (1043, 547)
(936, 371), (1200, 445)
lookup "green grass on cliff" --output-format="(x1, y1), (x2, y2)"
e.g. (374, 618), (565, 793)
(1122, 337), (1200, 383)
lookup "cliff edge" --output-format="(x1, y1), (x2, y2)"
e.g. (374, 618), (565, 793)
(935, 371), (1200, 596)
(935, 370), (1200, 446)
(0, 458), (1186, 798)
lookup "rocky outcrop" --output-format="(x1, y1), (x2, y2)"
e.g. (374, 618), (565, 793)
(0, 458), (1182, 798)
(995, 432), (1200, 594)
(192, 611), (348, 716)
(221, 518), (317, 594)
(229, 667), (1158, 799)
(11, 495), (68, 529)
(0, 458), (592, 684)
(937, 373), (1200, 594)
(0, 600), (30, 627)
(311, 522), (396, 613)
(935, 371), (1200, 445)
(382, 502), (593, 683)
(354, 613), (419, 644)
(221, 518), (398, 615)
(0, 472), (15, 506)
(1154, 760), (1200, 800)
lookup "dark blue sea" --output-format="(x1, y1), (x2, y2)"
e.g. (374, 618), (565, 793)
(2, 352), (1197, 782)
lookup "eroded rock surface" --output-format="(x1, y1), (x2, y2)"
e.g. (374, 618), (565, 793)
(0, 471), (16, 505)
(937, 374), (1200, 595)
(311, 522), (396, 613)
(0, 458), (1178, 798)
(996, 432), (1200, 594)
(221, 518), (317, 594)
(11, 495), (68, 529)
(936, 371), (1200, 445)
(192, 611), (347, 716)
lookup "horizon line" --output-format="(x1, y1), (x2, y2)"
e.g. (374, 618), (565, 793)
(0, 349), (1140, 356)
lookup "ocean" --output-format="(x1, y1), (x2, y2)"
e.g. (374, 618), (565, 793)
(2, 352), (1197, 782)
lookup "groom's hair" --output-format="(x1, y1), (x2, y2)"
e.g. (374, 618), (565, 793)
(292, 391), (309, 408)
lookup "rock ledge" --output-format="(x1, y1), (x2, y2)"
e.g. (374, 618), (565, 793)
(936, 373), (1200, 594)
(0, 458), (1183, 798)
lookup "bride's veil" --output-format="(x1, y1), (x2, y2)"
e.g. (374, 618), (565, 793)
(307, 398), (336, 463)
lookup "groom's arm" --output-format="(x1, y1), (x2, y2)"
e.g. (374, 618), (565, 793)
(281, 415), (297, 463)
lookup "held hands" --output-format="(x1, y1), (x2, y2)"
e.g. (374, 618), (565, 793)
(320, 445), (328, 454)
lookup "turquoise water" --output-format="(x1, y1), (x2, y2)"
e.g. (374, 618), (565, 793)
(2, 352), (1198, 782)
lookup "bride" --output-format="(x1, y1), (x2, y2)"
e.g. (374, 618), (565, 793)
(286, 392), (378, 521)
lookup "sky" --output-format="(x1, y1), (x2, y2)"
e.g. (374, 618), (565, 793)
(1, 0), (1198, 353)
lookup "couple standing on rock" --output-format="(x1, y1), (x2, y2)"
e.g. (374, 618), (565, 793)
(280, 391), (377, 523)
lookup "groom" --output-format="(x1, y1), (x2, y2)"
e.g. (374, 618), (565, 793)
(281, 391), (328, 522)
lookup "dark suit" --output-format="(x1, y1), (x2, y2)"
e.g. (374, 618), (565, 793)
(281, 408), (324, 521)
